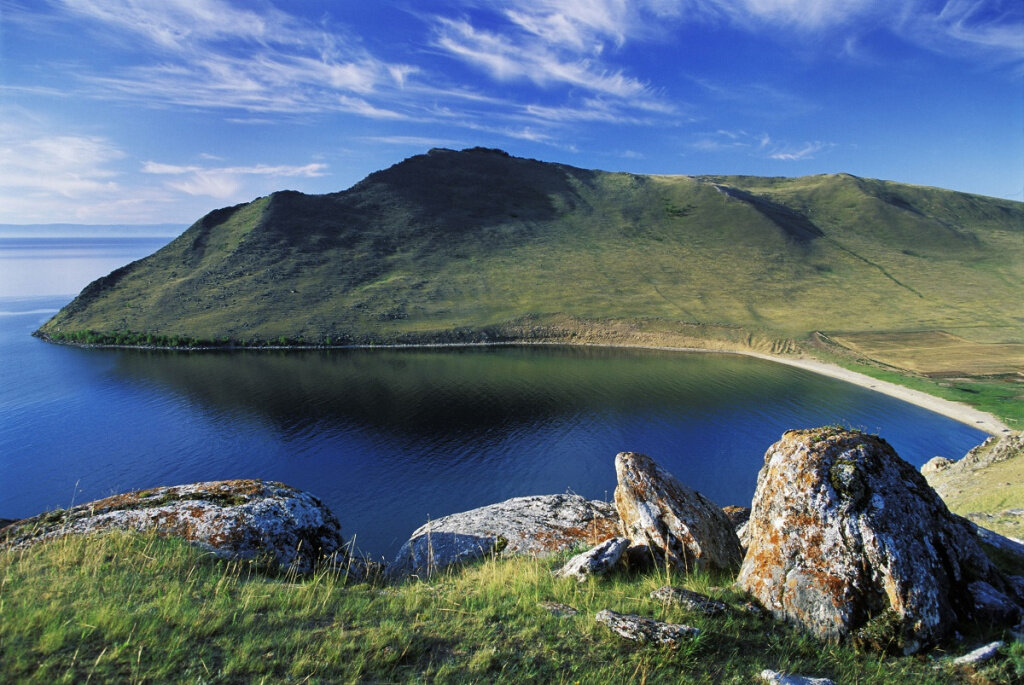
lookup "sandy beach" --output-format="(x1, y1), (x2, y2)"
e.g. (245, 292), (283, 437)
(741, 352), (1012, 436)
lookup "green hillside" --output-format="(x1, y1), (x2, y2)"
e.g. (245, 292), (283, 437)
(36, 147), (1023, 417)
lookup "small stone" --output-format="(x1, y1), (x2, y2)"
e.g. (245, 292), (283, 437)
(722, 505), (751, 528)
(595, 609), (699, 646)
(759, 669), (835, 685)
(951, 640), (1004, 666)
(921, 456), (954, 475)
(553, 537), (629, 582)
(538, 601), (579, 617)
(650, 586), (728, 616)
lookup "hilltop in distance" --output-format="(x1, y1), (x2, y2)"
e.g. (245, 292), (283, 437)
(36, 147), (1023, 423)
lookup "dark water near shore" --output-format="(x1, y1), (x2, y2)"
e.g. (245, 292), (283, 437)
(0, 238), (989, 560)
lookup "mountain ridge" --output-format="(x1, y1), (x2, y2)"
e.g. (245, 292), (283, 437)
(35, 147), (1023, 363)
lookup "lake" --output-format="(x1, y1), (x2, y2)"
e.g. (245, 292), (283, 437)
(0, 236), (988, 560)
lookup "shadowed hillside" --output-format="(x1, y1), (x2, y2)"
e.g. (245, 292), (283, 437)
(37, 147), (1023, 373)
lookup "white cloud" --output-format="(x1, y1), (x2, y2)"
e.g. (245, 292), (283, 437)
(0, 132), (123, 198)
(142, 159), (328, 199)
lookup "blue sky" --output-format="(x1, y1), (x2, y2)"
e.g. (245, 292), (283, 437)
(1, 0), (1022, 224)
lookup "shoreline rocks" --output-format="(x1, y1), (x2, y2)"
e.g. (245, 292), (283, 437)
(736, 427), (1022, 654)
(389, 494), (619, 579)
(0, 480), (346, 574)
(614, 451), (742, 574)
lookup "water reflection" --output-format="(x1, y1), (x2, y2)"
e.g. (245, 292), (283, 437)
(1, 300), (990, 561)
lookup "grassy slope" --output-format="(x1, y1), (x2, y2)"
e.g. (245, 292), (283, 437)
(37, 150), (1022, 344)
(2, 532), (1020, 684)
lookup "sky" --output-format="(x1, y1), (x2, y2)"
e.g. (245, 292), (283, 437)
(1, 0), (1022, 225)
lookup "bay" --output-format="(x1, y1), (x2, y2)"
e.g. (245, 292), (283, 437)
(0, 237), (988, 560)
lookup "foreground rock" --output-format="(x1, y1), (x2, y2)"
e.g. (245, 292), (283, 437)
(595, 609), (699, 646)
(390, 494), (619, 578)
(614, 451), (742, 574)
(737, 428), (1022, 654)
(0, 480), (345, 574)
(553, 536), (630, 582)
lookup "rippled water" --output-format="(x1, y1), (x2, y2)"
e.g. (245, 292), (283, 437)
(0, 238), (989, 560)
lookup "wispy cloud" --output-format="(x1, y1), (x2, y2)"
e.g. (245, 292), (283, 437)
(432, 18), (653, 100)
(142, 159), (327, 199)
(691, 130), (833, 160)
(50, 0), (416, 117)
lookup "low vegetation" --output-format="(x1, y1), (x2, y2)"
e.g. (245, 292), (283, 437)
(1, 531), (1020, 683)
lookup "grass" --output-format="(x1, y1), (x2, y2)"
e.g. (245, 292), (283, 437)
(2, 531), (1021, 683)
(807, 335), (1024, 429)
(925, 450), (1024, 540)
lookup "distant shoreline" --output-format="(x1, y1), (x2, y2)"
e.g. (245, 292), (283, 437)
(34, 333), (1011, 436)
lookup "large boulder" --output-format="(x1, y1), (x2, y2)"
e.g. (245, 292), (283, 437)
(614, 451), (742, 574)
(0, 480), (345, 574)
(736, 428), (1021, 654)
(390, 494), (619, 578)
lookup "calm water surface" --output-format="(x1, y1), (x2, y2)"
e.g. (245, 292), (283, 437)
(0, 238), (988, 559)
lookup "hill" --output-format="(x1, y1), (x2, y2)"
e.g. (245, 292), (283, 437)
(35, 147), (1024, 419)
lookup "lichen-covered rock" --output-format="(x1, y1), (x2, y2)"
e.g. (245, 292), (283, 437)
(595, 609), (699, 645)
(553, 536), (629, 582)
(390, 494), (619, 578)
(614, 451), (742, 574)
(0, 480), (344, 574)
(650, 586), (728, 615)
(737, 428), (1021, 654)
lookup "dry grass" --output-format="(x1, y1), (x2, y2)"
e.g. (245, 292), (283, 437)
(831, 332), (1024, 376)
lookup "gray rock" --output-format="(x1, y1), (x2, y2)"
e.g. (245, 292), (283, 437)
(0, 518), (17, 530)
(951, 640), (1004, 666)
(970, 522), (1024, 562)
(390, 494), (619, 578)
(759, 669), (835, 685)
(736, 428), (1021, 654)
(554, 536), (629, 582)
(614, 451), (743, 574)
(595, 609), (699, 646)
(650, 586), (727, 615)
(968, 580), (1022, 625)
(0, 480), (345, 574)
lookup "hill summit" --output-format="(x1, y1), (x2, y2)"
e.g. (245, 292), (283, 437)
(36, 147), (1023, 355)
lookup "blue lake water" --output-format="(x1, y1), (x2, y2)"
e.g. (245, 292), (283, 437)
(0, 237), (989, 560)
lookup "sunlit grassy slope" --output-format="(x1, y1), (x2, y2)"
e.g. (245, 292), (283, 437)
(38, 147), (1022, 356)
